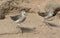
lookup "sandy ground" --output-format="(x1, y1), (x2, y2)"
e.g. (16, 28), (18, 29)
(0, 0), (60, 38)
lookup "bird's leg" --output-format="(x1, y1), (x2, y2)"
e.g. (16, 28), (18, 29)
(16, 23), (22, 33)
(16, 23), (24, 34)
(21, 30), (23, 34)
(20, 24), (24, 34)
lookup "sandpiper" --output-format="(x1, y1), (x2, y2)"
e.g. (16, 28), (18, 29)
(38, 10), (57, 21)
(10, 10), (27, 25)
(38, 11), (55, 19)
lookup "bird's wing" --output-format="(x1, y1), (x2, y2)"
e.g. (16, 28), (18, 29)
(38, 12), (47, 17)
(15, 16), (26, 23)
(10, 15), (20, 21)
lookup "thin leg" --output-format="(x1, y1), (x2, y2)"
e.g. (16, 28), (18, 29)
(16, 23), (24, 34)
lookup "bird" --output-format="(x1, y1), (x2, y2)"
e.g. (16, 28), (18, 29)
(10, 10), (27, 25)
(16, 26), (36, 34)
(38, 10), (56, 19)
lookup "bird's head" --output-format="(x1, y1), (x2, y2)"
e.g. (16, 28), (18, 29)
(20, 8), (31, 17)
(21, 10), (27, 17)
